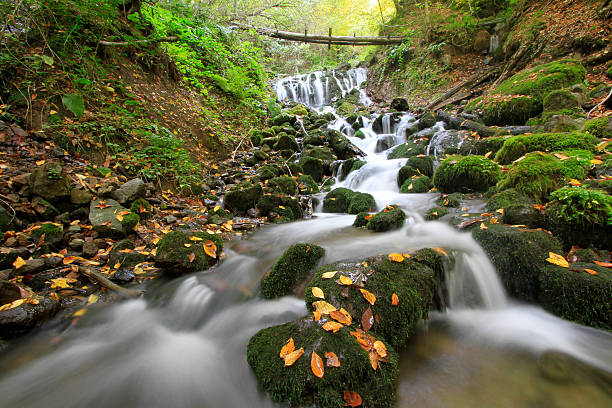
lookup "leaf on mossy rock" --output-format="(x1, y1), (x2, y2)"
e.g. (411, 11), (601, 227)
(203, 240), (217, 258)
(369, 350), (378, 370)
(391, 293), (399, 306)
(360, 289), (376, 305)
(325, 351), (340, 367)
(330, 308), (352, 325)
(311, 351), (324, 378)
(323, 321), (343, 333)
(546, 252), (569, 268)
(373, 340), (387, 358)
(584, 268), (598, 275)
(338, 275), (353, 285)
(388, 253), (404, 262)
(280, 338), (295, 358)
(322, 270), (338, 279)
(343, 390), (362, 407)
(283, 347), (304, 366)
(12, 256), (26, 269)
(593, 261), (612, 268)
(361, 306), (374, 331)
(313, 300), (336, 314)
(312, 287), (325, 299)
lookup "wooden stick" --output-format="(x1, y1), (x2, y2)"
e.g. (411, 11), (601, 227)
(79, 267), (144, 298)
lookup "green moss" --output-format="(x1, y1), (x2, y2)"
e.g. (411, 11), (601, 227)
(271, 113), (294, 127)
(436, 193), (462, 207)
(130, 198), (152, 220)
(257, 194), (303, 222)
(300, 157), (324, 182)
(286, 104), (309, 117)
(406, 156), (434, 177)
(426, 206), (449, 220)
(539, 264), (611, 330)
(120, 212), (140, 233)
(543, 89), (580, 111)
(297, 174), (319, 194)
(274, 134), (299, 152)
(482, 95), (543, 126)
(338, 158), (365, 180)
(400, 176), (431, 193)
(224, 182), (263, 215)
(109, 239), (147, 269)
(397, 165), (419, 188)
(247, 317), (399, 408)
(387, 140), (427, 159)
(545, 187), (612, 248)
(582, 117), (612, 139)
(458, 136), (508, 156)
(354, 129), (366, 139)
(154, 231), (223, 276)
(494, 132), (596, 164)
(256, 165), (281, 180)
(353, 212), (370, 228)
(260, 244), (325, 299)
(323, 188), (356, 213)
(348, 192), (376, 214)
(250, 129), (263, 147)
(31, 223), (63, 246)
(367, 205), (406, 232)
(270, 176), (298, 195)
(606, 64), (612, 79)
(304, 146), (336, 163)
(433, 155), (501, 194)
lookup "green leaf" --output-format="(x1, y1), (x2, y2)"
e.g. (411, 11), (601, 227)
(62, 93), (85, 118)
(41, 55), (54, 66)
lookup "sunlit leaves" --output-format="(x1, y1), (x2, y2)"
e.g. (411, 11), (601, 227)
(343, 391), (362, 407)
(325, 352), (340, 367)
(280, 338), (295, 358)
(203, 240), (217, 258)
(323, 321), (343, 333)
(546, 252), (569, 268)
(359, 288), (376, 305)
(330, 308), (352, 325)
(338, 275), (353, 285)
(312, 287), (325, 299)
(387, 253), (404, 262)
(12, 256), (26, 269)
(391, 293), (399, 306)
(312, 300), (337, 314)
(283, 347), (304, 366)
(311, 351), (324, 378)
(322, 270), (338, 279)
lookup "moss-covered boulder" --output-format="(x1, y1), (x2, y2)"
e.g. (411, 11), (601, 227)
(582, 116), (612, 139)
(543, 89), (581, 111)
(270, 176), (299, 195)
(257, 165), (281, 180)
(323, 188), (355, 213)
(297, 174), (319, 194)
(89, 199), (139, 237)
(433, 155), (501, 194)
(367, 205), (406, 232)
(397, 165), (419, 188)
(28, 161), (71, 203)
(487, 188), (542, 226)
(436, 193), (462, 208)
(387, 140), (427, 159)
(109, 239), (148, 270)
(257, 194), (303, 223)
(300, 157), (324, 182)
(482, 95), (543, 126)
(353, 212), (370, 228)
(31, 222), (63, 247)
(260, 243), (325, 299)
(400, 176), (431, 193)
(545, 187), (612, 249)
(274, 134), (299, 152)
(494, 132), (595, 164)
(271, 113), (295, 127)
(406, 156), (434, 177)
(154, 231), (223, 276)
(426, 206), (449, 220)
(224, 182), (263, 215)
(130, 198), (152, 220)
(348, 192), (375, 214)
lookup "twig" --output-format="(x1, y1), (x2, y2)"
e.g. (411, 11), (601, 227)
(99, 36), (179, 46)
(587, 87), (612, 119)
(0, 194), (16, 224)
(79, 267), (144, 298)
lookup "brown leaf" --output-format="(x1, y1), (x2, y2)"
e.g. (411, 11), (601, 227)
(330, 308), (352, 325)
(391, 293), (399, 306)
(203, 240), (217, 258)
(189, 252), (196, 263)
(324, 351), (340, 367)
(359, 289), (376, 305)
(311, 351), (324, 378)
(280, 338), (295, 358)
(284, 347), (304, 366)
(369, 350), (378, 370)
(361, 307), (374, 331)
(343, 391), (362, 407)
(62, 256), (76, 265)
(322, 321), (343, 333)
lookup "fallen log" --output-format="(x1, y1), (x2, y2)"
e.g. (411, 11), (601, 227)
(79, 267), (144, 298)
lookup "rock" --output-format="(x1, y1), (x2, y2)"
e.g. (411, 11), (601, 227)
(154, 231), (223, 276)
(31, 197), (59, 220)
(97, 181), (117, 197)
(418, 112), (437, 130)
(400, 175), (431, 193)
(112, 178), (146, 205)
(31, 222), (64, 247)
(366, 205), (406, 232)
(0, 280), (20, 305)
(164, 215), (178, 224)
(273, 133), (299, 152)
(390, 97), (410, 111)
(0, 247), (29, 269)
(473, 30), (491, 52)
(82, 241), (98, 258)
(68, 238), (85, 250)
(109, 239), (147, 270)
(0, 296), (60, 337)
(426, 206), (449, 220)
(433, 155), (501, 194)
(300, 157), (324, 182)
(397, 165), (419, 188)
(13, 258), (46, 275)
(257, 194), (303, 223)
(494, 131), (595, 165)
(375, 135), (396, 152)
(224, 182), (263, 215)
(543, 89), (580, 111)
(582, 116), (612, 139)
(28, 162), (70, 203)
(323, 188), (355, 213)
(70, 189), (93, 206)
(89, 199), (139, 237)
(347, 192), (375, 214)
(0, 206), (14, 233)
(541, 115), (582, 133)
(111, 269), (135, 283)
(260, 243), (325, 299)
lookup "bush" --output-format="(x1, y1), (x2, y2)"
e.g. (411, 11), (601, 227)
(433, 155), (501, 193)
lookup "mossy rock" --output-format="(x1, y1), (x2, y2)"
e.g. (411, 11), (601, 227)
(545, 187), (612, 249)
(348, 192), (375, 214)
(367, 205), (405, 232)
(354, 129), (366, 139)
(0, 206), (14, 233)
(426, 206), (449, 220)
(300, 157), (324, 182)
(338, 158), (365, 181)
(539, 263), (611, 330)
(257, 194), (303, 223)
(297, 174), (319, 194)
(247, 317), (399, 408)
(387, 141), (427, 159)
(400, 176), (431, 193)
(31, 197), (59, 220)
(224, 182), (263, 215)
(260, 243), (325, 299)
(257, 165), (282, 180)
(250, 129), (263, 146)
(582, 116), (612, 139)
(270, 176), (299, 195)
(472, 223), (562, 302)
(487, 188), (541, 226)
(433, 155), (501, 194)
(303, 132), (327, 146)
(286, 104), (309, 117)
(482, 95), (543, 126)
(494, 132), (596, 164)
(261, 137), (279, 148)
(89, 199), (139, 237)
(28, 161), (71, 203)
(543, 89), (580, 111)
(305, 253), (435, 349)
(130, 198), (152, 220)
(31, 222), (63, 247)
(418, 112), (437, 130)
(274, 134), (299, 152)
(323, 188), (355, 213)
(397, 165), (419, 188)
(109, 239), (147, 270)
(304, 146), (336, 163)
(353, 212), (370, 228)
(435, 193), (462, 208)
(154, 231), (223, 276)
(271, 113), (295, 127)
(406, 155), (434, 177)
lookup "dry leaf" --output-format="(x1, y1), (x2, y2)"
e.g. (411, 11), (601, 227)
(189, 236), (203, 241)
(330, 308), (352, 325)
(311, 351), (324, 378)
(431, 247), (448, 256)
(324, 352), (340, 367)
(339, 275), (353, 285)
(391, 293), (399, 306)
(189, 252), (196, 263)
(72, 308), (87, 317)
(343, 391), (362, 407)
(388, 253), (404, 263)
(369, 350), (378, 370)
(584, 268), (598, 275)
(312, 300), (337, 314)
(203, 240), (217, 258)
(12, 256), (26, 269)
(62, 256), (76, 265)
(360, 289), (376, 305)
(312, 287), (325, 299)
(280, 338), (295, 358)
(546, 252), (569, 268)
(313, 310), (322, 322)
(323, 321), (343, 333)
(593, 261), (612, 268)
(322, 271), (338, 279)
(373, 340), (387, 358)
(362, 307), (374, 331)
(284, 347), (304, 366)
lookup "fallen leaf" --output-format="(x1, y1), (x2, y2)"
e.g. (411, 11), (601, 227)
(190, 236), (203, 241)
(311, 351), (324, 378)
(590, 159), (603, 165)
(431, 247), (448, 256)
(203, 240), (217, 258)
(72, 308), (87, 317)
(322, 271), (338, 279)
(373, 340), (387, 358)
(369, 350), (378, 370)
(325, 351), (341, 367)
(313, 310), (322, 321)
(338, 275), (353, 285)
(360, 289), (376, 305)
(546, 252), (569, 268)
(391, 293), (399, 306)
(87, 294), (99, 305)
(312, 300), (336, 314)
(312, 287), (325, 299)
(343, 391), (362, 407)
(593, 261), (612, 268)
(13, 256), (26, 269)
(569, 179), (582, 187)
(284, 347), (304, 366)
(362, 306), (374, 331)
(584, 268), (598, 275)
(323, 321), (344, 333)
(116, 214), (124, 222)
(330, 308), (352, 325)
(480, 222), (488, 230)
(388, 253), (404, 263)
(280, 338), (295, 358)
(62, 256), (76, 265)
(189, 252), (196, 263)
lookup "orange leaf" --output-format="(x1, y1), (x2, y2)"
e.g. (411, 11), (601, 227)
(189, 252), (196, 263)
(431, 247), (448, 256)
(330, 308), (352, 325)
(593, 261), (612, 268)
(388, 253), (404, 263)
(203, 240), (217, 258)
(584, 268), (598, 275)
(391, 293), (399, 306)
(312, 300), (336, 314)
(306, 245), (311, 253)
(12, 256), (26, 269)
(313, 310), (322, 322)
(323, 321), (343, 333)
(312, 287), (325, 299)
(343, 391), (363, 407)
(369, 350), (378, 370)
(361, 307), (374, 331)
(324, 351), (340, 367)
(284, 347), (304, 366)
(360, 289), (376, 305)
(546, 252), (569, 268)
(373, 340), (387, 358)
(280, 338), (295, 358)
(62, 256), (76, 265)
(338, 275), (353, 285)
(311, 351), (324, 378)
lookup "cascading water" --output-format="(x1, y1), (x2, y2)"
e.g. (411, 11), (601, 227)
(0, 68), (610, 408)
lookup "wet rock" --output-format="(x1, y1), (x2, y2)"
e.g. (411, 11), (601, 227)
(154, 231), (223, 276)
(68, 238), (85, 250)
(111, 269), (135, 283)
(89, 199), (139, 237)
(0, 206), (14, 233)
(348, 192), (375, 214)
(14, 258), (46, 275)
(0, 280), (20, 305)
(70, 188), (93, 206)
(113, 178), (146, 205)
(375, 135), (396, 152)
(28, 162), (70, 203)
(0, 296), (60, 337)
(0, 247), (29, 269)
(323, 188), (355, 213)
(433, 155), (501, 194)
(31, 197), (59, 220)
(400, 175), (431, 193)
(366, 205), (406, 232)
(390, 97), (410, 111)
(224, 182), (263, 215)
(109, 239), (147, 270)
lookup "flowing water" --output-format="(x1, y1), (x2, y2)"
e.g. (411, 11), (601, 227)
(1, 69), (610, 408)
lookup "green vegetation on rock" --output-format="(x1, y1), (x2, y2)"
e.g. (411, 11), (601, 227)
(367, 205), (406, 232)
(154, 231), (223, 276)
(433, 155), (501, 193)
(495, 132), (595, 164)
(400, 176), (431, 193)
(582, 117), (612, 139)
(224, 182), (263, 215)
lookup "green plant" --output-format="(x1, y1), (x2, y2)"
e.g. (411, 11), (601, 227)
(548, 187), (612, 228)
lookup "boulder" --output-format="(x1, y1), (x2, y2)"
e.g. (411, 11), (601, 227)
(112, 178), (146, 205)
(322, 188), (355, 213)
(473, 30), (491, 52)
(366, 205), (406, 232)
(0, 280), (20, 305)
(0, 296), (60, 337)
(154, 231), (223, 276)
(28, 162), (70, 203)
(390, 97), (410, 111)
(543, 89), (580, 111)
(89, 199), (139, 237)
(224, 182), (263, 215)
(433, 155), (501, 194)
(70, 188), (93, 206)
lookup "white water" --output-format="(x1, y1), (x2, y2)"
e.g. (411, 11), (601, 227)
(0, 69), (609, 408)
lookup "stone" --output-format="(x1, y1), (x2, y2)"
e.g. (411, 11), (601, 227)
(111, 269), (135, 283)
(70, 188), (93, 206)
(543, 89), (580, 111)
(112, 178), (146, 205)
(0, 296), (60, 337)
(390, 97), (410, 111)
(154, 231), (223, 276)
(473, 30), (491, 52)
(14, 258), (46, 275)
(0, 280), (20, 305)
(31, 197), (59, 220)
(164, 215), (178, 224)
(89, 199), (139, 237)
(28, 162), (70, 203)
(69, 238), (85, 250)
(0, 206), (14, 233)
(82, 241), (99, 258)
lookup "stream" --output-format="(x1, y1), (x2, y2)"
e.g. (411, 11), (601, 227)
(0, 69), (610, 408)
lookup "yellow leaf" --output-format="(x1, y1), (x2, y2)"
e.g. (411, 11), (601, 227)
(284, 347), (304, 366)
(373, 340), (387, 358)
(484, 151), (492, 158)
(203, 240), (217, 258)
(480, 222), (488, 230)
(388, 253), (404, 263)
(338, 275), (353, 285)
(322, 321), (343, 333)
(590, 159), (603, 165)
(116, 214), (124, 222)
(13, 256), (26, 269)
(190, 236), (203, 241)
(86, 294), (99, 305)
(312, 300), (336, 314)
(280, 338), (295, 358)
(312, 287), (325, 299)
(321, 271), (338, 279)
(311, 351), (324, 378)
(360, 289), (376, 305)
(431, 247), (448, 256)
(391, 293), (399, 306)
(569, 179), (582, 187)
(72, 308), (87, 317)
(313, 309), (322, 321)
(546, 252), (569, 268)
(213, 205), (220, 212)
(330, 308), (352, 325)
